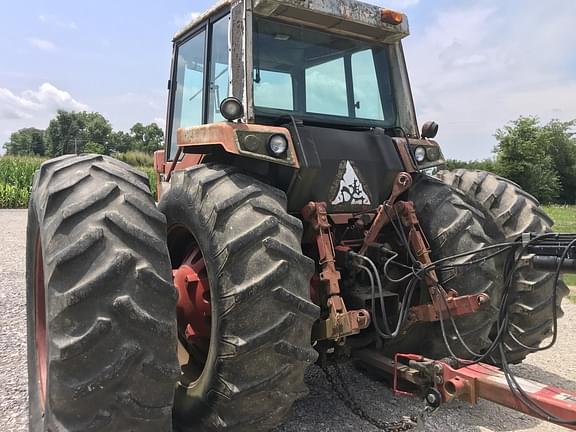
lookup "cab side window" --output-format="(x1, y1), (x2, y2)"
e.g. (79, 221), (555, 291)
(170, 30), (206, 159)
(168, 13), (231, 160)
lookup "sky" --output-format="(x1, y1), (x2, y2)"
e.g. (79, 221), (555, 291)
(1, 0), (575, 160)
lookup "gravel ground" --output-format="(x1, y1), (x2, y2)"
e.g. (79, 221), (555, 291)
(1, 208), (574, 432)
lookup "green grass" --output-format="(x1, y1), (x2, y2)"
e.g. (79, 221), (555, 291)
(139, 166), (157, 199)
(542, 205), (576, 233)
(114, 151), (154, 167)
(542, 205), (576, 288)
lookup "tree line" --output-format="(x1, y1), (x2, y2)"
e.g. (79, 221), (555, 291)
(446, 117), (576, 204)
(3, 110), (164, 157)
(4, 113), (575, 204)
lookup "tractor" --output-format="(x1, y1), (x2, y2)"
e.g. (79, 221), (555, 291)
(26, 0), (575, 431)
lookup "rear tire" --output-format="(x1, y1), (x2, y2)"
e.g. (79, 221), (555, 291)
(26, 154), (179, 431)
(382, 175), (503, 359)
(159, 164), (320, 432)
(436, 169), (570, 363)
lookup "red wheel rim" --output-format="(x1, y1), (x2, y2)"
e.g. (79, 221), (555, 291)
(34, 235), (47, 410)
(172, 239), (211, 381)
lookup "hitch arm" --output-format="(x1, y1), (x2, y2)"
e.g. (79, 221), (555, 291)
(302, 202), (370, 342)
(435, 361), (576, 430)
(355, 350), (576, 430)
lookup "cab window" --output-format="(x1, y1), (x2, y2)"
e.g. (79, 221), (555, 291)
(168, 13), (230, 160)
(170, 30), (206, 159)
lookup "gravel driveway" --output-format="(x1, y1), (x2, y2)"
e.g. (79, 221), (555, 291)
(1, 208), (574, 431)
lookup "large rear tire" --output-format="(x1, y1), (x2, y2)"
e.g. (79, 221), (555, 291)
(26, 154), (179, 431)
(158, 164), (320, 432)
(436, 169), (570, 363)
(382, 175), (503, 359)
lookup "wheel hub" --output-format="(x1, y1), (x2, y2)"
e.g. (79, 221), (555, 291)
(173, 246), (211, 353)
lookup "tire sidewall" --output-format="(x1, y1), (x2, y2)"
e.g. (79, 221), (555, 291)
(159, 184), (222, 425)
(26, 194), (58, 431)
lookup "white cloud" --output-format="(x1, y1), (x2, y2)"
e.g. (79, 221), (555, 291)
(38, 14), (78, 30)
(0, 83), (88, 149)
(28, 38), (57, 52)
(404, 0), (576, 160)
(0, 82), (87, 120)
(174, 12), (201, 28)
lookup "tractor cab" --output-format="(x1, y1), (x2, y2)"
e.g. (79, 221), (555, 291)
(159, 0), (444, 212)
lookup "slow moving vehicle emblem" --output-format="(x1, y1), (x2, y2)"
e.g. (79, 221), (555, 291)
(331, 161), (372, 206)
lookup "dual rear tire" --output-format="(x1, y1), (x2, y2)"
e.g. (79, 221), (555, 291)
(436, 169), (569, 363)
(160, 164), (319, 431)
(27, 155), (179, 431)
(27, 157), (318, 431)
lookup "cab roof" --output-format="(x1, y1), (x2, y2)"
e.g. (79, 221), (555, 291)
(174, 0), (409, 44)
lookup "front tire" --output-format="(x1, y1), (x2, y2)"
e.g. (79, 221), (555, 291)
(159, 164), (320, 432)
(436, 169), (570, 363)
(26, 155), (179, 431)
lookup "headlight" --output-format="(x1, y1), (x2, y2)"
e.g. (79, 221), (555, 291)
(267, 134), (288, 156)
(414, 146), (426, 163)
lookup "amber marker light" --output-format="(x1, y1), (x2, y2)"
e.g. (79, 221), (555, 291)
(381, 8), (403, 25)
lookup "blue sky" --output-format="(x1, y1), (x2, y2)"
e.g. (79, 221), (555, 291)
(1, 0), (575, 159)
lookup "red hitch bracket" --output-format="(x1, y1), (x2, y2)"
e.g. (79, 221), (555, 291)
(302, 201), (371, 342)
(434, 360), (576, 430)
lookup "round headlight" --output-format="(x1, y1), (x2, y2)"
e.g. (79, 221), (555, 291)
(219, 97), (244, 121)
(268, 134), (288, 156)
(414, 146), (426, 163)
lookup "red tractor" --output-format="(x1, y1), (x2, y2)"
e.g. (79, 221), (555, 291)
(26, 0), (575, 431)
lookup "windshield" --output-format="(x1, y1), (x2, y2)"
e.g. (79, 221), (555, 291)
(253, 17), (397, 126)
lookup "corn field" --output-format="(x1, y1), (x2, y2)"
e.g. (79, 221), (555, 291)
(0, 155), (156, 208)
(0, 156), (45, 208)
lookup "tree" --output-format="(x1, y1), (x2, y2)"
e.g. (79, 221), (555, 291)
(45, 111), (113, 156)
(445, 159), (497, 173)
(3, 128), (45, 156)
(539, 120), (576, 204)
(494, 116), (560, 203)
(109, 131), (134, 154)
(79, 112), (113, 154)
(130, 122), (164, 154)
(83, 142), (106, 154)
(45, 111), (81, 156)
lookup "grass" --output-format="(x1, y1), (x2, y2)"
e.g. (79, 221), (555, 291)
(114, 151), (154, 167)
(542, 205), (576, 233)
(542, 205), (576, 288)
